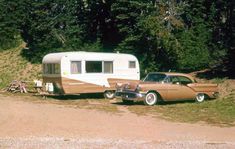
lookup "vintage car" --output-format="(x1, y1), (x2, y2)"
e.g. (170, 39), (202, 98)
(115, 72), (219, 106)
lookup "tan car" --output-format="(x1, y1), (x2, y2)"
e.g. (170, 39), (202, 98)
(115, 72), (219, 106)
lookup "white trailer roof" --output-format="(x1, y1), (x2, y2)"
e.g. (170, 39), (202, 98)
(42, 51), (138, 63)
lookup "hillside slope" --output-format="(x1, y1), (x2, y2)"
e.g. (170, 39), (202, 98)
(0, 44), (234, 97)
(0, 44), (41, 88)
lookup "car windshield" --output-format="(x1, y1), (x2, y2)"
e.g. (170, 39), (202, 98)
(143, 73), (167, 82)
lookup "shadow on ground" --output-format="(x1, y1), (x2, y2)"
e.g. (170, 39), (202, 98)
(42, 93), (105, 100)
(112, 99), (196, 106)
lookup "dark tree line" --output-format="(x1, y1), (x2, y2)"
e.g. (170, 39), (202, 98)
(0, 0), (234, 76)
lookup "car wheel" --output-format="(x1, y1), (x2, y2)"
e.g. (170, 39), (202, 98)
(144, 92), (157, 106)
(122, 99), (134, 104)
(195, 93), (205, 102)
(104, 91), (115, 99)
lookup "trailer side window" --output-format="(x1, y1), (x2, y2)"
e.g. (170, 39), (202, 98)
(43, 64), (48, 74)
(71, 61), (81, 74)
(129, 61), (136, 68)
(86, 61), (102, 73)
(54, 64), (60, 74)
(43, 63), (60, 74)
(48, 64), (53, 74)
(104, 61), (113, 73)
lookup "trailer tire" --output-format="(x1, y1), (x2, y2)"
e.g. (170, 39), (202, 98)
(104, 91), (115, 99)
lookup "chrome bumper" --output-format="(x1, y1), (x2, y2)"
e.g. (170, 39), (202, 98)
(115, 91), (146, 101)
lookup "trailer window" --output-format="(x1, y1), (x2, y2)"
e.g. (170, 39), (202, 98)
(54, 64), (60, 74)
(86, 61), (102, 73)
(43, 64), (48, 74)
(104, 61), (113, 73)
(71, 61), (81, 74)
(43, 63), (60, 74)
(129, 61), (136, 68)
(45, 64), (52, 74)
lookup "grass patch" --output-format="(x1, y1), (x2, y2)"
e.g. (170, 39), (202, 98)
(0, 43), (41, 89)
(211, 77), (228, 84)
(128, 93), (235, 126)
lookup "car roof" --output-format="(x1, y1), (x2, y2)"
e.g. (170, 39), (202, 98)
(148, 72), (195, 81)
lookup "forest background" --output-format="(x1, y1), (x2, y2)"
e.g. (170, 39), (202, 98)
(0, 0), (234, 76)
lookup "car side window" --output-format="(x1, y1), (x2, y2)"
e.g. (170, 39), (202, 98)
(168, 76), (180, 84)
(177, 76), (193, 85)
(172, 76), (180, 84)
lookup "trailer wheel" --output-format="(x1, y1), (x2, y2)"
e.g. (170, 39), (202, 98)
(104, 91), (115, 99)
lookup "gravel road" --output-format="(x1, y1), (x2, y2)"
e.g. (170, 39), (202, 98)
(0, 94), (235, 148)
(1, 137), (235, 149)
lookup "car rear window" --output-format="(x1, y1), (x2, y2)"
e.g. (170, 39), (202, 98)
(177, 76), (193, 85)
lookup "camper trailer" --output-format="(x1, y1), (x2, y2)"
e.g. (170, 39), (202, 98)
(42, 51), (140, 99)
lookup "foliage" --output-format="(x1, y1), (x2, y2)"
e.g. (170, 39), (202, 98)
(0, 0), (23, 50)
(0, 0), (234, 73)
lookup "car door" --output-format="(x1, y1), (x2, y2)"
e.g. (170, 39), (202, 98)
(166, 76), (196, 101)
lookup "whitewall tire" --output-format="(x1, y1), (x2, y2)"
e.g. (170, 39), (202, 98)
(144, 92), (158, 106)
(104, 91), (115, 99)
(196, 93), (205, 102)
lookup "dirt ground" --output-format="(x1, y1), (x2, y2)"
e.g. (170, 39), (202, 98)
(0, 94), (235, 148)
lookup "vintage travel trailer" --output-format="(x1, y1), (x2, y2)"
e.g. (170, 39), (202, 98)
(42, 51), (140, 99)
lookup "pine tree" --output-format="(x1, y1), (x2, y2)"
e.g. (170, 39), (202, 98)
(0, 0), (25, 50)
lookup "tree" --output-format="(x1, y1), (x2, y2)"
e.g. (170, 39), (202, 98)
(19, 0), (91, 62)
(0, 0), (24, 50)
(0, 0), (233, 75)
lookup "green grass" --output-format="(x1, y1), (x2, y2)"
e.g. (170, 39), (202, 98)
(0, 43), (41, 89)
(211, 77), (228, 84)
(128, 93), (235, 126)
